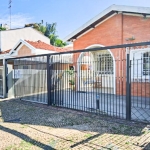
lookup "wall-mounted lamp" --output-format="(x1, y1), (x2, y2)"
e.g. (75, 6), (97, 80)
(143, 14), (147, 19)
(126, 36), (135, 41)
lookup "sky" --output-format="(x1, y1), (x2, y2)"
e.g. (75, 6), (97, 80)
(0, 0), (150, 40)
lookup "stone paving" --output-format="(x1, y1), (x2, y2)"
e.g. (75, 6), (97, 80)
(0, 98), (150, 150)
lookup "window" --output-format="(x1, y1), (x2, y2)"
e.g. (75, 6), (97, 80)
(16, 65), (31, 69)
(23, 65), (29, 69)
(97, 53), (113, 74)
(143, 52), (150, 75)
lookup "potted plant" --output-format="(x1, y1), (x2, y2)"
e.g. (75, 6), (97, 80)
(65, 69), (76, 90)
(69, 79), (75, 90)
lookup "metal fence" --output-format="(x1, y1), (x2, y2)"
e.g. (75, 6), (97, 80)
(5, 42), (150, 123)
(0, 59), (4, 98)
(7, 56), (48, 104)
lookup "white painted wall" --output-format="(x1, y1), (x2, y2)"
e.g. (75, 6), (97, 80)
(7, 64), (14, 98)
(0, 27), (50, 51)
(35, 49), (55, 55)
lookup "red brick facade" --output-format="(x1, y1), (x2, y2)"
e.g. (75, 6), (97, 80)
(72, 14), (150, 97)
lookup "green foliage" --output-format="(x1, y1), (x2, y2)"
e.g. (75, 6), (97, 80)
(45, 23), (56, 37)
(69, 79), (75, 85)
(25, 21), (67, 47)
(65, 69), (75, 75)
(44, 23), (67, 47)
(66, 69), (75, 85)
(0, 27), (6, 31)
(55, 38), (67, 47)
(33, 23), (40, 31)
(39, 25), (46, 34)
(84, 133), (92, 138)
(49, 34), (58, 46)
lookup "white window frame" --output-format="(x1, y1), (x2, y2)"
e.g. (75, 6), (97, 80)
(130, 48), (150, 82)
(96, 52), (113, 75)
(143, 52), (150, 76)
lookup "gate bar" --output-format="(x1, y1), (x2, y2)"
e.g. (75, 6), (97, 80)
(47, 55), (51, 105)
(3, 59), (6, 98)
(126, 51), (131, 120)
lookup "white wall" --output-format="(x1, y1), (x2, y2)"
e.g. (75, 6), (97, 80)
(0, 27), (50, 51)
(7, 64), (14, 98)
(35, 49), (55, 55)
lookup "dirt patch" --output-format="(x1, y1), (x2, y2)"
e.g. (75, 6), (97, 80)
(0, 98), (150, 150)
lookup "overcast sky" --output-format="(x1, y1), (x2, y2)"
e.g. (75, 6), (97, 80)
(0, 0), (150, 39)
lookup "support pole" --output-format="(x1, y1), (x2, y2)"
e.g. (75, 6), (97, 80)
(126, 49), (131, 120)
(47, 55), (51, 105)
(2, 59), (6, 98)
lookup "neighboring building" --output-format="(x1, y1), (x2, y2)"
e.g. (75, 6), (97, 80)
(4, 39), (73, 98)
(0, 39), (72, 58)
(0, 24), (10, 30)
(64, 5), (150, 96)
(0, 27), (73, 98)
(0, 27), (50, 51)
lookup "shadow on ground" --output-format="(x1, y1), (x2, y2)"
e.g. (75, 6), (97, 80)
(0, 124), (55, 150)
(0, 98), (150, 149)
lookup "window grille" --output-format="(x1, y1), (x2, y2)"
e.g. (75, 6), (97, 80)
(96, 53), (113, 74)
(143, 52), (150, 75)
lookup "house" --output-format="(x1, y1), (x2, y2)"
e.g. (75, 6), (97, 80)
(5, 39), (73, 71)
(64, 5), (150, 96)
(0, 27), (73, 97)
(0, 39), (72, 58)
(0, 27), (50, 52)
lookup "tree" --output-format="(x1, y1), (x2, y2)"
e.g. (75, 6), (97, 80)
(49, 34), (58, 46)
(25, 21), (67, 47)
(44, 23), (66, 47)
(0, 27), (6, 31)
(25, 23), (41, 31)
(55, 38), (67, 47)
(39, 25), (46, 34)
(44, 23), (56, 37)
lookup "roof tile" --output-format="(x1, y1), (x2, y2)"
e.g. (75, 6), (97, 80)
(25, 40), (72, 52)
(0, 49), (11, 54)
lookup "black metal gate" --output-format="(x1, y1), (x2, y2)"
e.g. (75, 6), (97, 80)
(0, 59), (4, 98)
(5, 42), (150, 123)
(0, 67), (3, 97)
(6, 56), (48, 104)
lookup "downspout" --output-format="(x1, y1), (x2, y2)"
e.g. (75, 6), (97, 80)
(121, 12), (124, 95)
(122, 12), (124, 45)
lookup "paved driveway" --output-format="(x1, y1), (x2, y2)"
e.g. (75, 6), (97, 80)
(20, 89), (150, 123)
(52, 90), (150, 122)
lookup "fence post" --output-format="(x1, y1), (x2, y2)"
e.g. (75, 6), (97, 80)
(3, 59), (7, 98)
(47, 55), (51, 106)
(126, 49), (131, 120)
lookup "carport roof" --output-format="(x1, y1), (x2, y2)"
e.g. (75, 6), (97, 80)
(64, 4), (150, 42)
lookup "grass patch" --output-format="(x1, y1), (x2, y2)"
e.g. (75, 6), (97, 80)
(20, 140), (33, 148)
(84, 133), (93, 138)
(49, 138), (57, 148)
(5, 140), (33, 150)
(125, 141), (130, 145)
(25, 107), (35, 112)
(20, 124), (28, 129)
